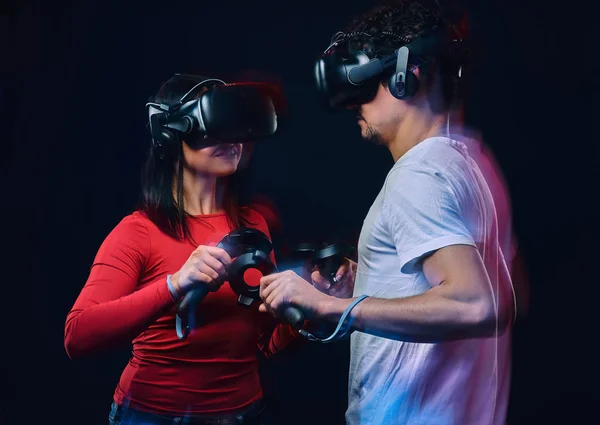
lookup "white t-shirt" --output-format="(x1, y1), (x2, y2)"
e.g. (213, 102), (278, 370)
(346, 136), (513, 425)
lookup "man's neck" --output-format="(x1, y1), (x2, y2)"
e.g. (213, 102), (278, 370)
(388, 112), (447, 162)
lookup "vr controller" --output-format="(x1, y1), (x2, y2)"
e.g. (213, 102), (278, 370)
(175, 229), (355, 340)
(292, 242), (354, 286)
(175, 227), (304, 339)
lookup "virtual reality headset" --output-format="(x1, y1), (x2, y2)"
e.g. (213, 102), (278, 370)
(313, 31), (451, 110)
(147, 74), (282, 146)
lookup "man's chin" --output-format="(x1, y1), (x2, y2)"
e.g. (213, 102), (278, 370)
(362, 127), (386, 146)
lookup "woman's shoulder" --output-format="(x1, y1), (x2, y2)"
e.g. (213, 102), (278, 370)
(93, 211), (153, 261)
(109, 210), (154, 239)
(118, 210), (151, 227)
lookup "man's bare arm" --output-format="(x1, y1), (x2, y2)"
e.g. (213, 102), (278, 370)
(319, 244), (513, 342)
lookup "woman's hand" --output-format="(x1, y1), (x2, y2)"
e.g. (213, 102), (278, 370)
(170, 245), (232, 295)
(311, 258), (357, 299)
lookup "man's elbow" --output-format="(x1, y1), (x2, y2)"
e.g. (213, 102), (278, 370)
(470, 298), (511, 337)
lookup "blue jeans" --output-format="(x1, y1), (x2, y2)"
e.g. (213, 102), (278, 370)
(108, 401), (269, 425)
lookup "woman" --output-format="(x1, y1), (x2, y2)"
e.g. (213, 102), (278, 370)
(64, 74), (297, 425)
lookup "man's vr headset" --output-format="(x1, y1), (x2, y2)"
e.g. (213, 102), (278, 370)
(314, 30), (452, 111)
(147, 74), (281, 149)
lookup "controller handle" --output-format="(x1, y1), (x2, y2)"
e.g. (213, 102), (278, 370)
(267, 261), (305, 330)
(176, 287), (306, 336)
(282, 303), (305, 330)
(176, 284), (210, 339)
(176, 228), (305, 338)
(177, 282), (210, 316)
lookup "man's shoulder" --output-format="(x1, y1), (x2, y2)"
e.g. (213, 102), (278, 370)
(387, 145), (464, 186)
(394, 137), (470, 172)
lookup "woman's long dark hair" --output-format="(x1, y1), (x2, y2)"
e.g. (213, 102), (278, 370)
(140, 74), (255, 243)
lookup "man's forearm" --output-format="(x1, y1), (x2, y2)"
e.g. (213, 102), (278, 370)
(318, 285), (504, 343)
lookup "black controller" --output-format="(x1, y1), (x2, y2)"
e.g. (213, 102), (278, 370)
(292, 242), (354, 285)
(175, 227), (305, 339)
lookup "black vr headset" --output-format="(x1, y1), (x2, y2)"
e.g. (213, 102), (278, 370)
(147, 74), (281, 150)
(314, 30), (455, 111)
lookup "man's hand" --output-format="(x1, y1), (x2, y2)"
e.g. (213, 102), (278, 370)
(258, 270), (332, 320)
(311, 258), (356, 298)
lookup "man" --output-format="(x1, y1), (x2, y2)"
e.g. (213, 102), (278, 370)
(259, 1), (522, 424)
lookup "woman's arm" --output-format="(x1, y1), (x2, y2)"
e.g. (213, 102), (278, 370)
(64, 215), (176, 359)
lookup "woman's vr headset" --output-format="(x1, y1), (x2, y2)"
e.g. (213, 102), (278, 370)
(313, 30), (451, 111)
(147, 74), (282, 148)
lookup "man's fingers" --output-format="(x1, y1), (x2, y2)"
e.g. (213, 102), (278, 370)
(260, 272), (284, 287)
(260, 275), (283, 302)
(264, 283), (286, 317)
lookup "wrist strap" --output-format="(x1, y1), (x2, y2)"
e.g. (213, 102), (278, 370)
(166, 274), (180, 301)
(168, 274), (191, 339)
(299, 294), (369, 343)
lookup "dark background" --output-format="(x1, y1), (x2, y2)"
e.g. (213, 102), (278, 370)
(1, 0), (598, 424)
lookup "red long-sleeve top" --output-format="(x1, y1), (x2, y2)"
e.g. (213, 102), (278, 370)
(64, 208), (298, 415)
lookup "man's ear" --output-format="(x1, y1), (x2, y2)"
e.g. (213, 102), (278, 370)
(407, 64), (429, 101)
(408, 64), (422, 81)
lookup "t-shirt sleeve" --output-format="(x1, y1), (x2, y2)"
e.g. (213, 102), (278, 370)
(382, 165), (476, 275)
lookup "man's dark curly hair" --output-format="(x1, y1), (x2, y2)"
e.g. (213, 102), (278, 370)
(345, 0), (448, 57)
(339, 0), (471, 110)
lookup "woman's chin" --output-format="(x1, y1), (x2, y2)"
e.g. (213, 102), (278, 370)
(213, 165), (239, 177)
